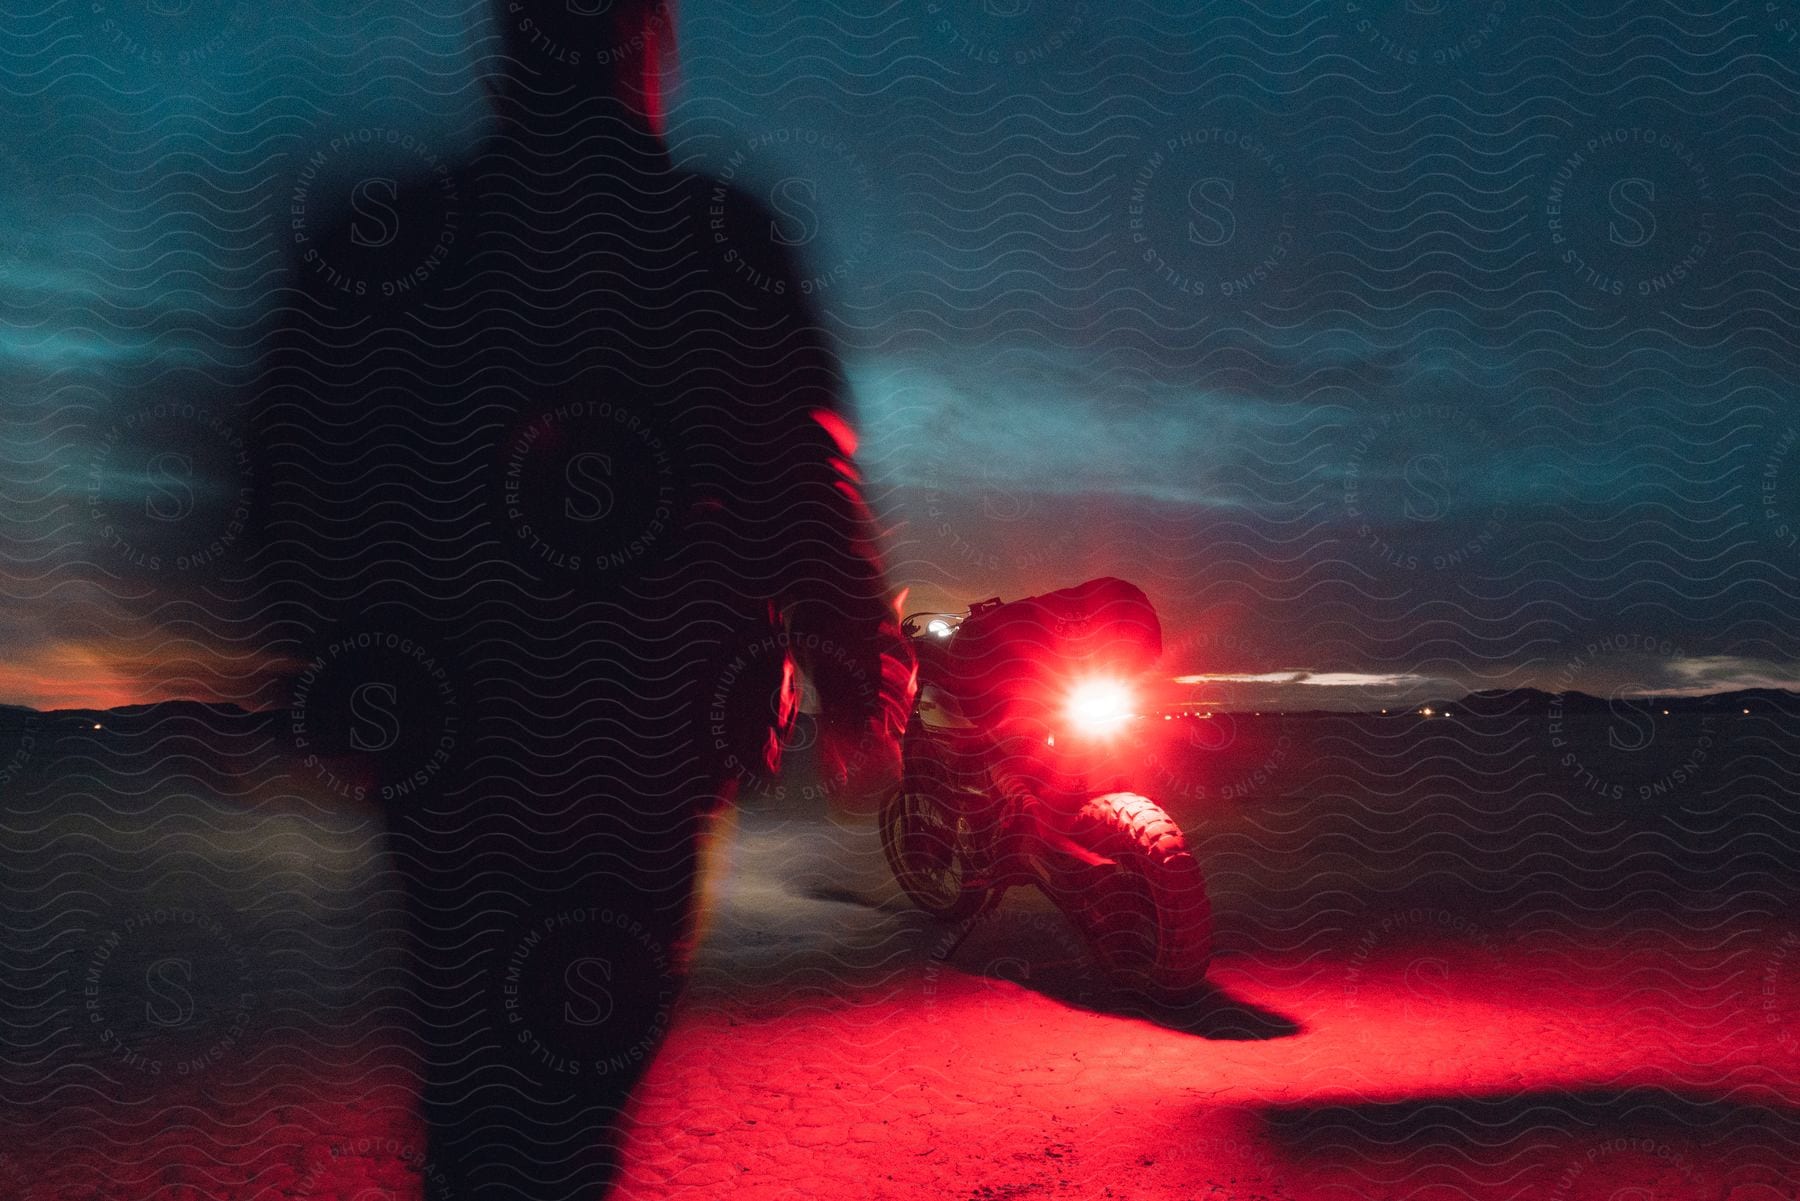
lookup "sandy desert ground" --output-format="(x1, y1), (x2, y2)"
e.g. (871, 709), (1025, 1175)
(2, 702), (1797, 1200)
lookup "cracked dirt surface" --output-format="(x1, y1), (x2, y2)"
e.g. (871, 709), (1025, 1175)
(4, 715), (1798, 1200)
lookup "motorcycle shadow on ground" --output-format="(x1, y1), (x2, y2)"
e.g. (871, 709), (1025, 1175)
(916, 901), (1302, 1041)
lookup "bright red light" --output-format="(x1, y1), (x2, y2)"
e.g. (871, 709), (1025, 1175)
(1064, 678), (1135, 736)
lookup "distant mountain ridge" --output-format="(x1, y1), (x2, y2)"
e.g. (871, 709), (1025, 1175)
(0, 699), (260, 731)
(1435, 687), (1800, 718)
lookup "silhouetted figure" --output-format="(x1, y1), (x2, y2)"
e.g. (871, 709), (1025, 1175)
(243, 3), (911, 1196)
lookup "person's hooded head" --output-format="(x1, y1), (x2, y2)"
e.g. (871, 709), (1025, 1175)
(485, 0), (678, 138)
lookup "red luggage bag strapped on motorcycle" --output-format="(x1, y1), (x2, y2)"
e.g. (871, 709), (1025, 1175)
(941, 577), (1162, 733)
(885, 577), (1212, 999)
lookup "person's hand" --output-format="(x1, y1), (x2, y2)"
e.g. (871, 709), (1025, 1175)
(815, 713), (903, 818)
(797, 602), (915, 817)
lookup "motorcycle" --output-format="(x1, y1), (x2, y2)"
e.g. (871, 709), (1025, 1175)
(880, 578), (1212, 998)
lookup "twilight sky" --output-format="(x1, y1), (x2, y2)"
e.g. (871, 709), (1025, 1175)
(3, 0), (1799, 710)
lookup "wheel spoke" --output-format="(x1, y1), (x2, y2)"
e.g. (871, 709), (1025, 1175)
(890, 779), (969, 909)
(882, 746), (991, 921)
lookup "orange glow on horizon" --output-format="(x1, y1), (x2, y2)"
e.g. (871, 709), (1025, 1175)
(0, 644), (146, 711)
(0, 638), (283, 712)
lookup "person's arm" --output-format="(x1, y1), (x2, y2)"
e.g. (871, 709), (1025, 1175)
(774, 376), (915, 804)
(700, 179), (915, 802)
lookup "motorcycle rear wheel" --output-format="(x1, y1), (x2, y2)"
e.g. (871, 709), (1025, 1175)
(1068, 792), (1212, 999)
(879, 734), (987, 921)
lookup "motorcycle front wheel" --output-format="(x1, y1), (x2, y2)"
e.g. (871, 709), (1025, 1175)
(879, 731), (987, 921)
(1068, 792), (1213, 999)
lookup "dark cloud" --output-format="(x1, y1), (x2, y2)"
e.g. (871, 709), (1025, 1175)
(3, 2), (1798, 705)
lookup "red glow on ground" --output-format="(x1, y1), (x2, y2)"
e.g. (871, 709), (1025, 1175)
(0, 905), (1794, 1199)
(614, 920), (1800, 1199)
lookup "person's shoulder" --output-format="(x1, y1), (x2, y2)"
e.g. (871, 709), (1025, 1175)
(678, 169), (824, 313)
